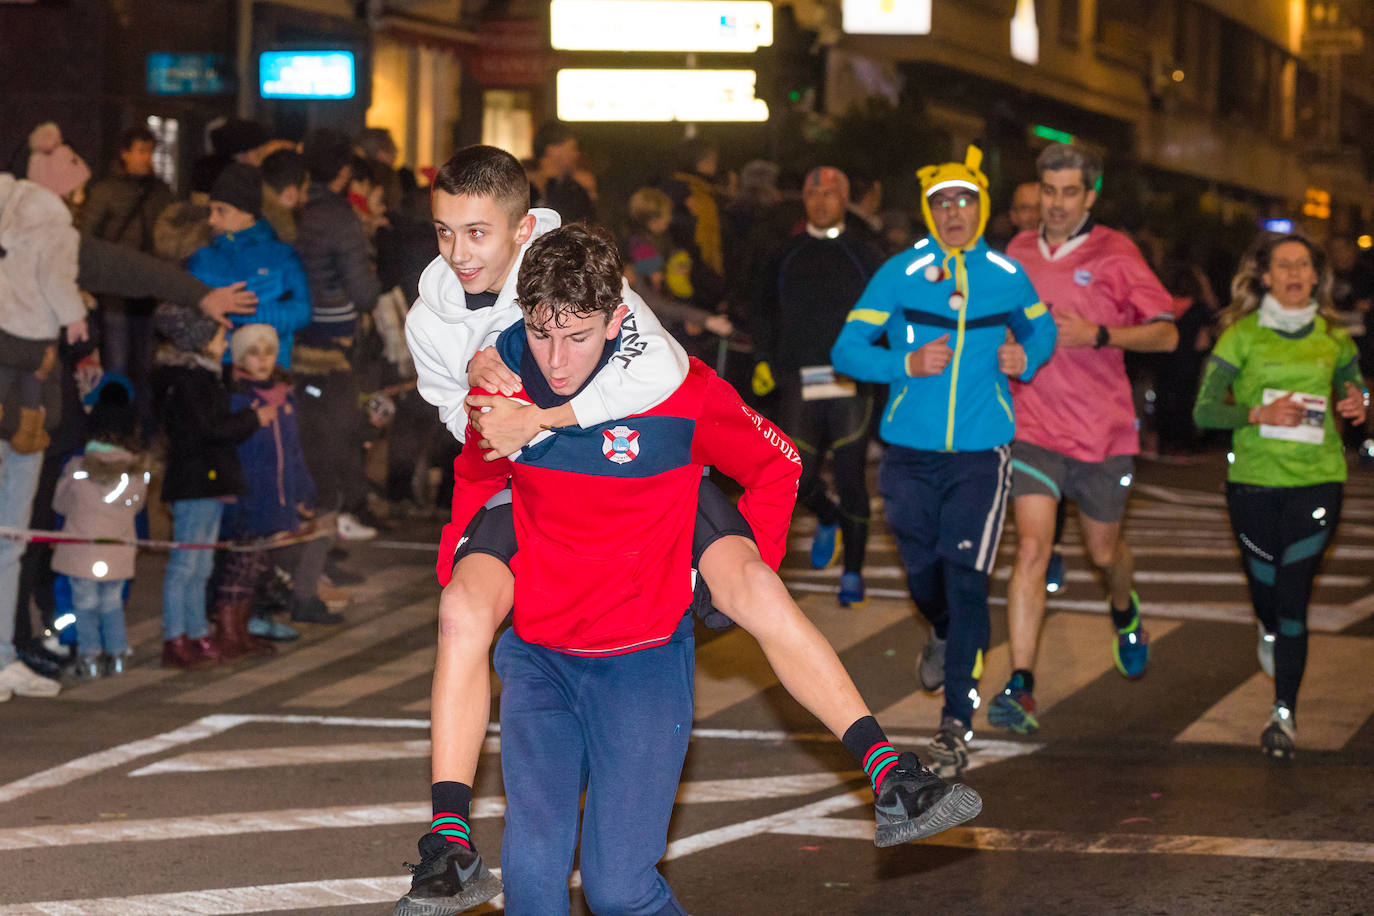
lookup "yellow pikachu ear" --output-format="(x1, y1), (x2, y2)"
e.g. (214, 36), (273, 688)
(964, 145), (984, 173)
(916, 164), (938, 183)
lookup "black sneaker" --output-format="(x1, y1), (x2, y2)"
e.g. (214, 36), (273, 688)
(324, 559), (366, 586)
(395, 833), (503, 915)
(929, 717), (972, 776)
(290, 596), (346, 625)
(873, 751), (983, 847)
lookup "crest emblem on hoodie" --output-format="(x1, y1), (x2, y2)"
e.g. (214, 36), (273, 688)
(602, 425), (641, 464)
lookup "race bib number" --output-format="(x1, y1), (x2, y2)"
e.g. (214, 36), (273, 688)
(800, 365), (858, 401)
(1259, 389), (1326, 445)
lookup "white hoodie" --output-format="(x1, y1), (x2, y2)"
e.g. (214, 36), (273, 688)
(405, 208), (689, 442)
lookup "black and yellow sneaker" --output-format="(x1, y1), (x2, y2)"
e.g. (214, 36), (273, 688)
(395, 832), (503, 915)
(873, 751), (983, 847)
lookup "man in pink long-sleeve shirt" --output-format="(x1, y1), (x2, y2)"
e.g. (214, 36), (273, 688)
(989, 144), (1178, 736)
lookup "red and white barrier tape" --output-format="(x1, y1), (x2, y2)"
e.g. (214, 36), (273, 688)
(0, 518), (336, 553)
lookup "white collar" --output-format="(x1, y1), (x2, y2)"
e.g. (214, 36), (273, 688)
(1257, 293), (1318, 334)
(806, 222), (845, 239)
(1037, 214), (1093, 262)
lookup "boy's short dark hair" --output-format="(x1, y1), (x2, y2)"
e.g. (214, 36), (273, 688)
(260, 149), (307, 193)
(348, 155), (374, 187)
(118, 125), (156, 151)
(302, 127), (354, 185)
(433, 145), (530, 226)
(516, 224), (623, 331)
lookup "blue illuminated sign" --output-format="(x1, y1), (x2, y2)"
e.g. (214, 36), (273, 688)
(259, 51), (356, 100)
(1262, 218), (1294, 233)
(146, 53), (228, 96)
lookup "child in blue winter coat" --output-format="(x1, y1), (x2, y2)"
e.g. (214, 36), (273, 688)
(186, 164), (310, 368)
(217, 324), (341, 640)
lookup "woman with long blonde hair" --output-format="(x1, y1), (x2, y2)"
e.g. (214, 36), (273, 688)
(1193, 232), (1367, 758)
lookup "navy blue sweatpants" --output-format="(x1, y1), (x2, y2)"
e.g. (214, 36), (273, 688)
(879, 444), (1011, 726)
(494, 614), (694, 916)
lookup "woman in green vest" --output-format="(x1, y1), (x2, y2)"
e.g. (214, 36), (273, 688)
(1193, 233), (1367, 759)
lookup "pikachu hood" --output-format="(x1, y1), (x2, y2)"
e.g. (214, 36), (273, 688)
(916, 145), (991, 252)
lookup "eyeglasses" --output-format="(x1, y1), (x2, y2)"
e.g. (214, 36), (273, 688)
(930, 193), (977, 210)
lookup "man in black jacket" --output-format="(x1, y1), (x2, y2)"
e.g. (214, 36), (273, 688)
(295, 128), (382, 540)
(79, 126), (176, 379)
(751, 166), (884, 607)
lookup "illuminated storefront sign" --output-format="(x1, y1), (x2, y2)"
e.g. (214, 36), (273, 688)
(146, 53), (228, 95)
(842, 0), (931, 35)
(557, 69), (769, 121)
(259, 51), (356, 100)
(550, 0), (772, 52)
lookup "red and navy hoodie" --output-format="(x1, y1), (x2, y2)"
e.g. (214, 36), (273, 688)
(437, 320), (801, 657)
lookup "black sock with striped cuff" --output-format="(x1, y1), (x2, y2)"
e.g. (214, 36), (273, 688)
(842, 716), (900, 796)
(430, 781), (473, 848)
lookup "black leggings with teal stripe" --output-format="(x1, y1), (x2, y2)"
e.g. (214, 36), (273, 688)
(1226, 481), (1343, 713)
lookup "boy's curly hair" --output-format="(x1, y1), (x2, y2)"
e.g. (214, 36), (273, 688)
(516, 224), (624, 331)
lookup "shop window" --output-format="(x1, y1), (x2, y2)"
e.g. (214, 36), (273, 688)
(481, 90), (533, 161)
(146, 115), (179, 191)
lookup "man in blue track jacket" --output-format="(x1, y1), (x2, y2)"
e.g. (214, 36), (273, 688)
(831, 145), (1056, 775)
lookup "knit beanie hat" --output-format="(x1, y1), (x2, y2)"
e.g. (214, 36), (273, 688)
(211, 118), (269, 158)
(26, 122), (91, 199)
(230, 323), (279, 365)
(154, 303), (221, 353)
(210, 163), (263, 218)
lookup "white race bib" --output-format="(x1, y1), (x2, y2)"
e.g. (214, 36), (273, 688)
(800, 365), (858, 401)
(1259, 389), (1326, 445)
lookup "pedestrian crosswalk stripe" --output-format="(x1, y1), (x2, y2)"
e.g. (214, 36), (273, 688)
(787, 566), (1369, 588)
(172, 599), (436, 706)
(0, 774), (867, 854)
(10, 817), (1373, 915)
(0, 714), (429, 806)
(781, 582), (1372, 633)
(1174, 633), (1374, 751)
(129, 739), (446, 775)
(63, 667), (180, 702)
(0, 876), (417, 915)
(283, 645), (435, 708)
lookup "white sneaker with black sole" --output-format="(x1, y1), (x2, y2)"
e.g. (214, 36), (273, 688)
(337, 512), (378, 541)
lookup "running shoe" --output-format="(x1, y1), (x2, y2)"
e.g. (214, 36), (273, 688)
(838, 572), (866, 607)
(928, 716), (971, 777)
(810, 522), (840, 569)
(338, 512), (378, 542)
(1260, 703), (1295, 760)
(1257, 622), (1276, 678)
(987, 673), (1039, 734)
(247, 616), (300, 641)
(872, 751), (982, 847)
(1111, 591), (1150, 678)
(1045, 550), (1066, 594)
(917, 631), (946, 692)
(395, 832), (503, 915)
